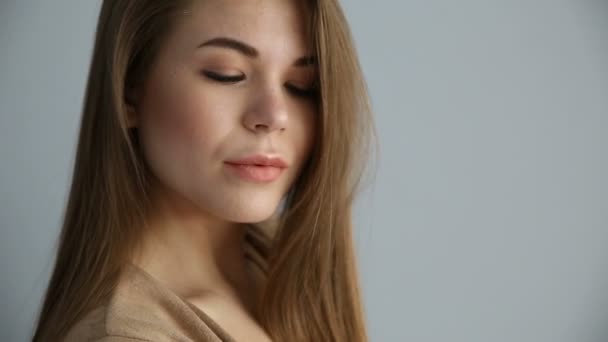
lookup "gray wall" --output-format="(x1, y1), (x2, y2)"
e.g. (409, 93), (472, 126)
(1, 1), (607, 341)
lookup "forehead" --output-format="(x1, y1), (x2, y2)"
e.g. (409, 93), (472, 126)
(170, 0), (310, 59)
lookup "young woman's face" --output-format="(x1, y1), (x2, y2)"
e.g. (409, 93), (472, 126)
(130, 0), (317, 223)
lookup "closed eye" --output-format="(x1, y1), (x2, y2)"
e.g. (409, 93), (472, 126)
(285, 83), (318, 99)
(203, 70), (318, 99)
(202, 70), (245, 83)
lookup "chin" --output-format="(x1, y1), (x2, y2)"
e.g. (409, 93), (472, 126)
(227, 210), (277, 224)
(212, 196), (281, 224)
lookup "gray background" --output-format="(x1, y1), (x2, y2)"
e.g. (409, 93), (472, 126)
(1, 0), (607, 341)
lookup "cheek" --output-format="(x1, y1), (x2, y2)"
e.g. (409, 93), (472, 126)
(143, 100), (201, 158)
(140, 81), (232, 160)
(284, 105), (317, 187)
(296, 105), (317, 159)
(138, 84), (220, 180)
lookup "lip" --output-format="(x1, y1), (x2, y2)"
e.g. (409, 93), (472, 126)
(224, 154), (288, 183)
(224, 154), (289, 168)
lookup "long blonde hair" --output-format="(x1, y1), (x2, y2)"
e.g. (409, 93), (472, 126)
(32, 0), (377, 341)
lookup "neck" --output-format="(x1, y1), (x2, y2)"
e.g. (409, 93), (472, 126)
(131, 181), (252, 308)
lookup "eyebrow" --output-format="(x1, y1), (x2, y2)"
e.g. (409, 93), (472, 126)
(197, 37), (317, 67)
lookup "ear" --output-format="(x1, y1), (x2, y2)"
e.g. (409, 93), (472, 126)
(125, 86), (140, 128)
(126, 105), (138, 128)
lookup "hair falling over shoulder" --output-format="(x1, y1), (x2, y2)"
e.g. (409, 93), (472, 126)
(32, 0), (377, 341)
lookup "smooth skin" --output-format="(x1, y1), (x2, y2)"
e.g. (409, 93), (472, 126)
(125, 0), (318, 340)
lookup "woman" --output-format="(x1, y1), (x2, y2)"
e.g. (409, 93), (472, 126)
(33, 0), (376, 340)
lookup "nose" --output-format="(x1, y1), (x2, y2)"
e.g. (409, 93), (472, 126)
(242, 86), (288, 134)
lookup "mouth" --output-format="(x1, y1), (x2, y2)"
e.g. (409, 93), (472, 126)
(224, 162), (286, 183)
(224, 154), (289, 168)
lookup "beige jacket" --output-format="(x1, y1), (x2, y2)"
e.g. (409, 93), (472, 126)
(63, 223), (275, 342)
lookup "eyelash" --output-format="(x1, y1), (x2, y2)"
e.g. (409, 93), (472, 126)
(202, 70), (244, 83)
(202, 70), (318, 99)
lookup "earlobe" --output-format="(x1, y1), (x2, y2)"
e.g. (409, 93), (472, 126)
(125, 86), (140, 128)
(125, 104), (139, 128)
